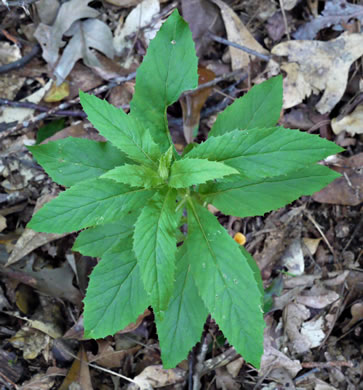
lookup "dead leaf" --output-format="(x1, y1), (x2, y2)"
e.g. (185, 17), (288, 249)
(59, 346), (93, 390)
(313, 153), (363, 206)
(0, 42), (25, 100)
(113, 0), (160, 56)
(216, 366), (240, 390)
(271, 33), (363, 113)
(88, 339), (140, 368)
(181, 0), (223, 57)
(293, 0), (363, 40)
(19, 372), (56, 390)
(281, 238), (304, 276)
(10, 326), (50, 360)
(226, 357), (244, 378)
(34, 0), (99, 67)
(211, 0), (269, 70)
(342, 301), (363, 332)
(296, 286), (340, 309)
(283, 302), (311, 354)
(36, 0), (59, 25)
(129, 365), (186, 389)
(260, 315), (302, 378)
(180, 66), (215, 143)
(105, 0), (143, 6)
(0, 215), (6, 232)
(44, 81), (70, 102)
(0, 80), (52, 125)
(331, 104), (363, 136)
(54, 19), (114, 85)
(300, 316), (326, 348)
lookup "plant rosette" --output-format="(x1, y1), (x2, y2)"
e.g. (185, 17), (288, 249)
(28, 10), (343, 368)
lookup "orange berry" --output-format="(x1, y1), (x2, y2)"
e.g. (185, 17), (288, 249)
(233, 232), (246, 246)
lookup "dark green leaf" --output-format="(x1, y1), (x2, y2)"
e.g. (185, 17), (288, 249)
(200, 165), (341, 217)
(79, 91), (161, 167)
(186, 128), (343, 178)
(133, 189), (181, 316)
(83, 240), (149, 338)
(169, 158), (238, 188)
(186, 200), (264, 368)
(209, 75), (283, 137)
(156, 244), (208, 368)
(28, 178), (154, 233)
(130, 9), (198, 151)
(36, 119), (65, 144)
(29, 138), (128, 187)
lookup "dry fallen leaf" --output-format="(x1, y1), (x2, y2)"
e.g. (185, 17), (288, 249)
(293, 0), (363, 40)
(34, 0), (99, 66)
(331, 104), (363, 136)
(210, 0), (269, 70)
(129, 365), (186, 389)
(113, 0), (160, 56)
(271, 33), (363, 113)
(54, 19), (114, 85)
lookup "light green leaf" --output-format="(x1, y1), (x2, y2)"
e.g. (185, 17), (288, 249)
(73, 213), (136, 257)
(241, 247), (264, 304)
(101, 164), (163, 188)
(133, 189), (181, 317)
(201, 165), (341, 217)
(156, 244), (208, 368)
(186, 201), (264, 368)
(83, 240), (149, 339)
(209, 75), (283, 137)
(29, 138), (128, 187)
(28, 178), (154, 233)
(130, 9), (198, 151)
(79, 91), (161, 167)
(186, 128), (343, 178)
(169, 158), (238, 188)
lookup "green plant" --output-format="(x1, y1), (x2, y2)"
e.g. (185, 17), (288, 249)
(28, 10), (342, 368)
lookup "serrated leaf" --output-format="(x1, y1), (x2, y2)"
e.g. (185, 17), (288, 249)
(101, 164), (163, 188)
(79, 91), (161, 167)
(156, 244), (208, 368)
(73, 213), (136, 257)
(28, 178), (154, 233)
(201, 165), (341, 217)
(169, 158), (238, 188)
(133, 189), (181, 316)
(186, 200), (264, 368)
(29, 138), (128, 187)
(209, 75), (283, 137)
(130, 9), (198, 151)
(186, 128), (343, 178)
(83, 240), (149, 339)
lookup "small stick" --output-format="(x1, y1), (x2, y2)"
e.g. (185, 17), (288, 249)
(0, 44), (40, 74)
(208, 33), (271, 62)
(0, 72), (136, 139)
(301, 361), (354, 369)
(0, 99), (86, 118)
(279, 0), (291, 40)
(305, 212), (335, 255)
(0, 370), (19, 389)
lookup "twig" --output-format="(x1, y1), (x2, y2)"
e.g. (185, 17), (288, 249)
(0, 44), (41, 74)
(0, 72), (136, 139)
(0, 99), (87, 118)
(201, 347), (238, 376)
(279, 0), (291, 40)
(305, 212), (335, 255)
(192, 333), (211, 390)
(190, 68), (249, 94)
(1, 0), (38, 6)
(301, 361), (354, 369)
(208, 33), (271, 62)
(0, 370), (18, 389)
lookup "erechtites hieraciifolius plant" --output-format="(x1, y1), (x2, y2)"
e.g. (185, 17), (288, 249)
(28, 9), (343, 368)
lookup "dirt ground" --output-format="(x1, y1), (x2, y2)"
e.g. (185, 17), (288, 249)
(0, 0), (362, 389)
